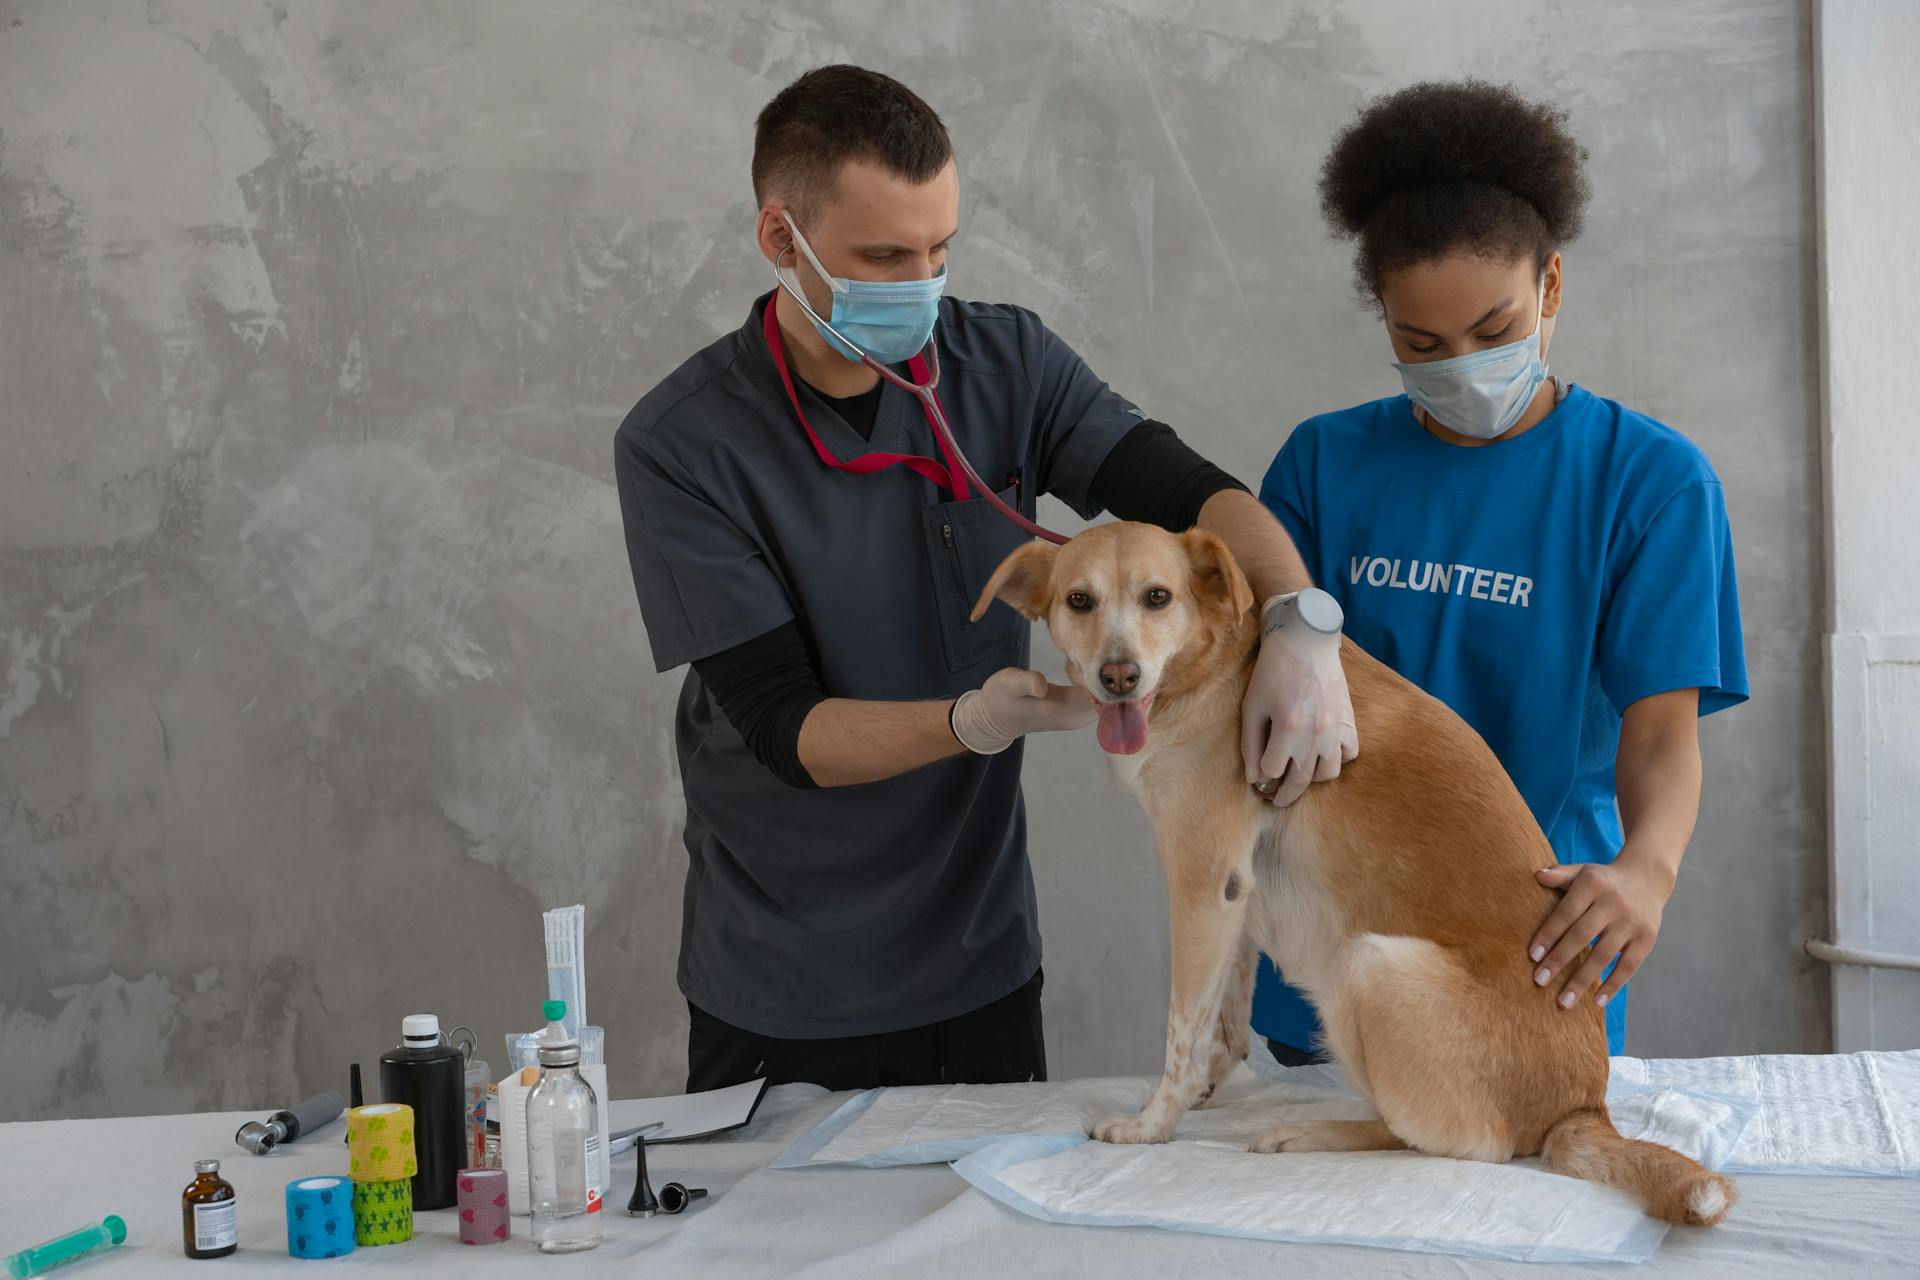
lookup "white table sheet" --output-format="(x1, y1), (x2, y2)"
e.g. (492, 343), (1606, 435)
(4, 1078), (1917, 1277)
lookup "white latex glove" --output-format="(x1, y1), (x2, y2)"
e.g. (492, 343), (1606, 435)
(1241, 588), (1359, 805)
(951, 667), (1097, 756)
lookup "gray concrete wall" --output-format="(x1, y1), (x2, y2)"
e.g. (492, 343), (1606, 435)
(0, 0), (1820, 1121)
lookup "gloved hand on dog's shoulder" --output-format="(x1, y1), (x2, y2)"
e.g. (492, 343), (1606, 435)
(1243, 587), (1359, 806)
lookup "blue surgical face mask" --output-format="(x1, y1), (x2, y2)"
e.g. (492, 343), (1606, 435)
(776, 211), (945, 365)
(1391, 279), (1550, 440)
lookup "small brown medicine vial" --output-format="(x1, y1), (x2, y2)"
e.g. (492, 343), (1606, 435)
(181, 1158), (238, 1258)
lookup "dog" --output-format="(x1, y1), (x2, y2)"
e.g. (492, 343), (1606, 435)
(972, 521), (1734, 1227)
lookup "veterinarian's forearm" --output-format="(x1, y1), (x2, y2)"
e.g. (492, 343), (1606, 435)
(796, 697), (965, 786)
(1196, 489), (1313, 601)
(1612, 694), (1702, 888)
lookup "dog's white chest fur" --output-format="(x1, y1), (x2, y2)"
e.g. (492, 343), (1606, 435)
(1104, 747), (1149, 798)
(1109, 744), (1348, 996)
(1249, 819), (1348, 997)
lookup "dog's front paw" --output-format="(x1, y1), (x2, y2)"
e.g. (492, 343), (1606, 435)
(1091, 1111), (1170, 1145)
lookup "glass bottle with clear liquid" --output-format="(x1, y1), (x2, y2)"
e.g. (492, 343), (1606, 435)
(526, 1000), (603, 1253)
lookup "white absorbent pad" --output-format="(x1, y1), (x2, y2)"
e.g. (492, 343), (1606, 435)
(774, 1066), (1753, 1263)
(771, 1047), (1919, 1261)
(773, 1051), (1751, 1173)
(1608, 1048), (1920, 1176)
(772, 1075), (1155, 1169)
(952, 1128), (1676, 1264)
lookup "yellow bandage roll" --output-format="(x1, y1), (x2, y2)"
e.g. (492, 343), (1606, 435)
(347, 1104), (418, 1183)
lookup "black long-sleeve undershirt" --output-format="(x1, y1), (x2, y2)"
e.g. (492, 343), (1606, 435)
(691, 419), (1249, 787)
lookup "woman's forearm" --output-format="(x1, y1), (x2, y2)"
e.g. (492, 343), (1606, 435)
(1613, 688), (1702, 886)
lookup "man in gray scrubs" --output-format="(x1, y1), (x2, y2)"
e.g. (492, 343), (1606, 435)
(617, 66), (1355, 1092)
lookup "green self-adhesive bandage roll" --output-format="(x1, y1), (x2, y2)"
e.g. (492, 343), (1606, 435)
(351, 1177), (413, 1246)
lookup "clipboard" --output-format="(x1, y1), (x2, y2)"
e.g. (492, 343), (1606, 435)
(608, 1077), (771, 1147)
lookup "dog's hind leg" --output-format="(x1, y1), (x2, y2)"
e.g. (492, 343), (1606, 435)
(1314, 933), (1516, 1164)
(1194, 930), (1257, 1109)
(1250, 1118), (1406, 1153)
(1093, 826), (1256, 1145)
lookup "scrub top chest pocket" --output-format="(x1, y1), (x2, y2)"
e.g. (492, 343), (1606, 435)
(923, 479), (1030, 674)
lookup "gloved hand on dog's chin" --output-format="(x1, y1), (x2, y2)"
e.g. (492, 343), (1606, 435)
(1242, 589), (1359, 806)
(951, 667), (1097, 756)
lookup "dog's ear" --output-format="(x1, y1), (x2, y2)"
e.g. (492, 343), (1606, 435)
(1180, 529), (1255, 620)
(972, 541), (1058, 621)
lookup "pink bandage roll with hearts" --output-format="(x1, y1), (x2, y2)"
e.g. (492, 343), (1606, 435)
(456, 1168), (510, 1245)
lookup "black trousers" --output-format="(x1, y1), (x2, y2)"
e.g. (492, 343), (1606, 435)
(1265, 1037), (1330, 1067)
(687, 969), (1047, 1093)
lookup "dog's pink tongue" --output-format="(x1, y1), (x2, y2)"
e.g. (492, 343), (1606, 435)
(1096, 699), (1151, 755)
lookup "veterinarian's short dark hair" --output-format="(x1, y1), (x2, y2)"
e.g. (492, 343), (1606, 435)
(1319, 79), (1591, 299)
(753, 65), (953, 222)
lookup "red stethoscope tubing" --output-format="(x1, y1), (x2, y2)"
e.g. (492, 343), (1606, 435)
(768, 264), (1070, 546)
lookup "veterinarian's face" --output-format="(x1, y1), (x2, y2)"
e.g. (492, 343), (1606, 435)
(759, 156), (960, 317)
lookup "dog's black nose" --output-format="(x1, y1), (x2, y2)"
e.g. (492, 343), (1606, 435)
(1100, 661), (1140, 694)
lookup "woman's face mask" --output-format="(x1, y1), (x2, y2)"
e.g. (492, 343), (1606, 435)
(1391, 276), (1551, 441)
(776, 210), (945, 366)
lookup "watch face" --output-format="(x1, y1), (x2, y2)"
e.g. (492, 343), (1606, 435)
(1294, 587), (1342, 634)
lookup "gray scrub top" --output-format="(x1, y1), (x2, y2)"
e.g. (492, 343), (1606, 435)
(615, 291), (1140, 1039)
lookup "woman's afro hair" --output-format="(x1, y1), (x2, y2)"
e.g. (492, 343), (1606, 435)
(1318, 79), (1590, 297)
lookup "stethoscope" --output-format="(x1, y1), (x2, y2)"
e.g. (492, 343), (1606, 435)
(771, 245), (1070, 546)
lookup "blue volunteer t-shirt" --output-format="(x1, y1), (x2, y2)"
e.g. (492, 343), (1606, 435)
(1252, 385), (1748, 1055)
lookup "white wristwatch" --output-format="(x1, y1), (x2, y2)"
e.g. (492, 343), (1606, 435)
(1260, 587), (1344, 640)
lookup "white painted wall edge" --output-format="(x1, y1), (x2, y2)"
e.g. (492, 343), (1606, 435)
(1814, 0), (1920, 1050)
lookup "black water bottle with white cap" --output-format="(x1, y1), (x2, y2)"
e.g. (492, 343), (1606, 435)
(379, 1013), (466, 1209)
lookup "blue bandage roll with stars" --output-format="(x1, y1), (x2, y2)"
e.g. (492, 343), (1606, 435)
(284, 1176), (356, 1260)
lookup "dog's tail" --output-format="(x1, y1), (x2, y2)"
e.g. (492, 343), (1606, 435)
(1542, 1107), (1736, 1227)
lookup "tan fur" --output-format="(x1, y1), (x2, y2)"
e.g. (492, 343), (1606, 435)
(974, 523), (1736, 1229)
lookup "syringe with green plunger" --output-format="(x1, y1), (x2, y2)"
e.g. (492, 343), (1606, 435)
(4, 1217), (127, 1277)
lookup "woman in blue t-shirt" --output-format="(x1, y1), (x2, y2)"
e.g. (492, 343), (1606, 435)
(1253, 81), (1749, 1060)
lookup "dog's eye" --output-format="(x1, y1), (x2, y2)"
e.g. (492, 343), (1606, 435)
(1066, 591), (1093, 612)
(1144, 587), (1172, 609)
